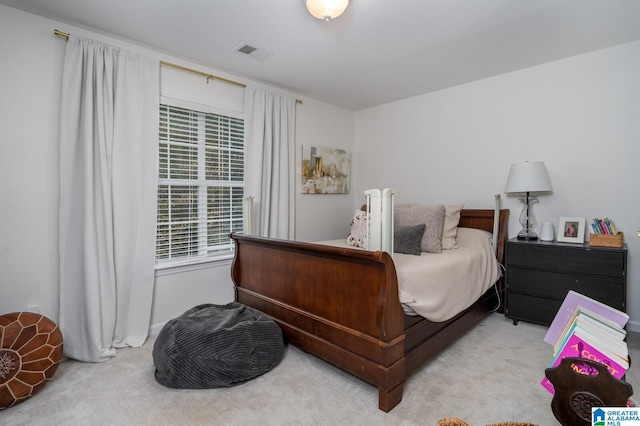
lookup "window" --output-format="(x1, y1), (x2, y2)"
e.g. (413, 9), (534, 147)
(156, 101), (244, 266)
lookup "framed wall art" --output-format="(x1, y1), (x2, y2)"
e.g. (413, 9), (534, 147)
(301, 145), (351, 194)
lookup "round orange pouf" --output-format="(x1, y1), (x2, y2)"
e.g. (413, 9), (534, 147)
(0, 312), (63, 410)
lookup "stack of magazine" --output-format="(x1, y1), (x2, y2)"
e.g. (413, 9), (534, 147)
(541, 290), (629, 395)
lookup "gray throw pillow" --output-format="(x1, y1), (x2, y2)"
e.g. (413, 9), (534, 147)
(394, 223), (425, 256)
(394, 204), (446, 253)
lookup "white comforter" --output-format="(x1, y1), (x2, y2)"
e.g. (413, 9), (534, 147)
(319, 227), (501, 322)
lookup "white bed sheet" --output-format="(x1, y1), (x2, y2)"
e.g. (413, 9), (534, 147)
(318, 227), (501, 322)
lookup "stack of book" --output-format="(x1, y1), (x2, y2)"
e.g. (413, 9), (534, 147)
(591, 217), (619, 235)
(541, 290), (629, 395)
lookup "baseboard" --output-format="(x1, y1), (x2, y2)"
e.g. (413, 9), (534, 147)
(627, 319), (640, 333)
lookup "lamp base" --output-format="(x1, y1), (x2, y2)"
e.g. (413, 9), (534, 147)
(517, 232), (538, 241)
(516, 194), (539, 241)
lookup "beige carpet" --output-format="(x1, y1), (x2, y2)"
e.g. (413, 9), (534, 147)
(2, 313), (639, 425)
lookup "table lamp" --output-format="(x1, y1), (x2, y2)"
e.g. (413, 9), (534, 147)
(505, 161), (552, 240)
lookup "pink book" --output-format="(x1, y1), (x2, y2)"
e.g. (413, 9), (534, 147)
(543, 290), (628, 345)
(541, 333), (627, 395)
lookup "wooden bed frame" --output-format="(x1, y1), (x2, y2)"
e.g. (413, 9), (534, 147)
(230, 208), (508, 412)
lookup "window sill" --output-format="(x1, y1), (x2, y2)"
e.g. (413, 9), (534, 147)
(154, 254), (234, 277)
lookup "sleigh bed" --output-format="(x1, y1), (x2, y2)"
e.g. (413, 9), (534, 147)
(230, 207), (508, 412)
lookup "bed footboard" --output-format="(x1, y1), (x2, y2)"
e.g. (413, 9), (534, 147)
(229, 208), (508, 412)
(230, 234), (406, 412)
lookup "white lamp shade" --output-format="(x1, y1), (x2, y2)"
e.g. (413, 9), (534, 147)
(306, 0), (349, 21)
(504, 161), (552, 194)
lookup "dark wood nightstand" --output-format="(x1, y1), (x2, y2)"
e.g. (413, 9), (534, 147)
(505, 237), (627, 326)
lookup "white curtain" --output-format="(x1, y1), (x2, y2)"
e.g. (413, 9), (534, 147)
(59, 35), (159, 362)
(244, 87), (296, 239)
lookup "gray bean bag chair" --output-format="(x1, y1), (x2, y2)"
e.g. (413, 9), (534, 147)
(153, 302), (284, 388)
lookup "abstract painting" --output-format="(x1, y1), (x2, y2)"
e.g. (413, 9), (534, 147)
(301, 145), (351, 194)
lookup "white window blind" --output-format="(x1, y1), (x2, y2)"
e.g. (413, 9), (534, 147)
(156, 102), (244, 265)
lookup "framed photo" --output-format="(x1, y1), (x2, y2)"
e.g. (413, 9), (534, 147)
(557, 217), (586, 243)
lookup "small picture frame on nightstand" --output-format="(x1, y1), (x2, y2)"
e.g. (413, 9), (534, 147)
(557, 217), (585, 243)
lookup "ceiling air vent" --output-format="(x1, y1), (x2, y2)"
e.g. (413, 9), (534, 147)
(234, 43), (272, 61)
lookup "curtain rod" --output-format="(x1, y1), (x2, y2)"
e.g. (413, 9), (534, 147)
(53, 29), (302, 104)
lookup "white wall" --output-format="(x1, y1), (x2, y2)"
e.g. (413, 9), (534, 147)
(0, 7), (63, 321)
(0, 5), (355, 332)
(295, 98), (356, 242)
(355, 40), (640, 330)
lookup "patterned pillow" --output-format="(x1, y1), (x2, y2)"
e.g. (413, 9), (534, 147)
(394, 224), (425, 255)
(347, 209), (369, 248)
(394, 204), (446, 253)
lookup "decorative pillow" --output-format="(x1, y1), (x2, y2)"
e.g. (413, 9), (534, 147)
(394, 224), (425, 255)
(394, 204), (445, 253)
(442, 203), (464, 250)
(347, 209), (369, 248)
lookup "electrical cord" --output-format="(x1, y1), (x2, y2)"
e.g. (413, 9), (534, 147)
(489, 262), (506, 313)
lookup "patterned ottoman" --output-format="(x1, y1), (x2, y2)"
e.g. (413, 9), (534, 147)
(0, 312), (64, 409)
(153, 303), (284, 388)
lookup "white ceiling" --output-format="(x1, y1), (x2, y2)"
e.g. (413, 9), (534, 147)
(3, 0), (640, 110)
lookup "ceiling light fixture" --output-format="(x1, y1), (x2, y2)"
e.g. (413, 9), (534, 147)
(306, 0), (349, 21)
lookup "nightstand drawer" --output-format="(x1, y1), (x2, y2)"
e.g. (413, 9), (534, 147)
(506, 293), (562, 326)
(506, 266), (625, 311)
(507, 243), (625, 278)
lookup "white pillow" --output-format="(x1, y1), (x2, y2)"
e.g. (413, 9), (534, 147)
(442, 203), (464, 250)
(347, 210), (369, 248)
